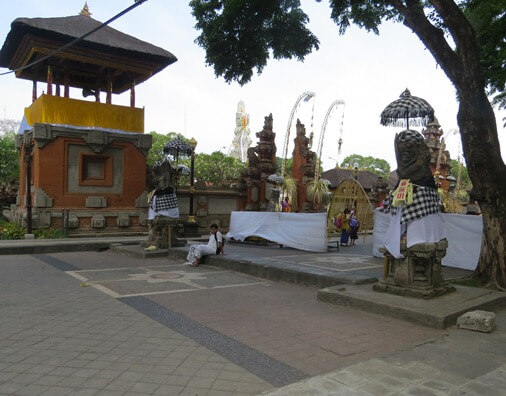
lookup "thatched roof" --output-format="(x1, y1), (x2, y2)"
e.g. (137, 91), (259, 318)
(0, 15), (177, 93)
(322, 168), (381, 191)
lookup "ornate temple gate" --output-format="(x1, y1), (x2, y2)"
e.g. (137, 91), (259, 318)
(327, 179), (374, 235)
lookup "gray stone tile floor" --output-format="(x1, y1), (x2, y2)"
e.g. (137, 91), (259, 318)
(0, 255), (271, 395)
(0, 246), (503, 396)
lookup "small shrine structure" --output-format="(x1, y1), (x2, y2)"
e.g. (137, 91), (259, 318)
(242, 114), (277, 211)
(0, 5), (177, 233)
(291, 119), (316, 212)
(421, 118), (452, 191)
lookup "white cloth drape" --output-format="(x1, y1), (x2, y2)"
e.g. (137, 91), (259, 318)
(148, 195), (179, 220)
(226, 211), (327, 252)
(374, 209), (482, 270)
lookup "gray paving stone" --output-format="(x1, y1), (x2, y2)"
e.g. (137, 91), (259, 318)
(117, 371), (145, 382)
(403, 385), (448, 396)
(328, 369), (368, 386)
(31, 375), (65, 386)
(153, 384), (185, 395)
(40, 385), (79, 396)
(9, 373), (41, 385)
(13, 384), (50, 396)
(452, 381), (505, 396)
(129, 382), (160, 393)
(103, 379), (135, 392)
(0, 382), (24, 394)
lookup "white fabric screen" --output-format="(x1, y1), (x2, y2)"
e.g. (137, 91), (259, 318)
(373, 209), (482, 270)
(227, 211), (327, 252)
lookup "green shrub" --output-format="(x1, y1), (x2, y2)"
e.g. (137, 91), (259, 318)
(0, 220), (25, 240)
(33, 228), (63, 239)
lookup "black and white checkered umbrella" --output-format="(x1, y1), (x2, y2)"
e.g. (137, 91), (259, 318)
(163, 138), (193, 160)
(380, 89), (434, 128)
(267, 174), (284, 185)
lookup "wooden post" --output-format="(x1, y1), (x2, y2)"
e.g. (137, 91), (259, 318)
(46, 66), (53, 96)
(130, 82), (135, 107)
(24, 140), (33, 234)
(106, 81), (112, 104)
(64, 72), (70, 98)
(95, 88), (100, 102)
(32, 80), (37, 102)
(55, 84), (61, 97)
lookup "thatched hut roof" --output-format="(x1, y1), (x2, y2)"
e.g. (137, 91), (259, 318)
(0, 15), (177, 93)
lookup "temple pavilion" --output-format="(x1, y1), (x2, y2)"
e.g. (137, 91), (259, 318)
(0, 4), (177, 234)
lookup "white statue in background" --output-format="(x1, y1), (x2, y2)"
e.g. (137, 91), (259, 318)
(229, 101), (251, 162)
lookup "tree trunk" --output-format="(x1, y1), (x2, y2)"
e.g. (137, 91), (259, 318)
(457, 90), (506, 290)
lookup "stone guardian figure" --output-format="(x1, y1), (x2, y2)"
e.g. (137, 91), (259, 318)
(374, 130), (455, 298)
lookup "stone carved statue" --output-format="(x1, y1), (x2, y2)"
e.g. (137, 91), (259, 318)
(374, 130), (455, 298)
(142, 160), (186, 249)
(266, 188), (280, 212)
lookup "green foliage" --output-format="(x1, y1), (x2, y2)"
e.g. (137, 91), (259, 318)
(465, 0), (506, 109)
(0, 220), (24, 240)
(0, 122), (20, 185)
(449, 277), (482, 287)
(189, 1), (504, 109)
(190, 0), (319, 85)
(0, 219), (64, 240)
(283, 176), (298, 210)
(33, 228), (63, 239)
(275, 157), (293, 175)
(340, 154), (390, 178)
(449, 158), (472, 200)
(193, 151), (246, 185)
(307, 179), (330, 206)
(147, 131), (187, 166)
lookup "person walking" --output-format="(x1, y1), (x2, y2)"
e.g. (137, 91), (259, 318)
(187, 224), (224, 267)
(349, 214), (360, 246)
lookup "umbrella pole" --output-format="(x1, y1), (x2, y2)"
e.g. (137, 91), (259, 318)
(406, 115), (409, 129)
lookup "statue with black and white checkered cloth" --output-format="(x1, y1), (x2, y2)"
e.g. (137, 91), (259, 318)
(375, 130), (455, 298)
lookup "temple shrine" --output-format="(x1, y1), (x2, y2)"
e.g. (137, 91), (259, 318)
(421, 118), (452, 191)
(290, 119), (316, 212)
(0, 4), (176, 234)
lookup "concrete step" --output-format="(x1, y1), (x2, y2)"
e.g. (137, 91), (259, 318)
(0, 236), (145, 255)
(167, 247), (378, 288)
(317, 283), (506, 328)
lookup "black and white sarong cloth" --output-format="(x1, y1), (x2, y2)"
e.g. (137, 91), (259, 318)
(388, 186), (441, 224)
(153, 192), (178, 212)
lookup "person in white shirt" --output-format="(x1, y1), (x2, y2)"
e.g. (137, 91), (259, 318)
(187, 224), (224, 267)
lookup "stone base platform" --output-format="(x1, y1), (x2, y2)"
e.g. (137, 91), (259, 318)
(110, 242), (186, 259)
(372, 281), (456, 299)
(317, 283), (506, 328)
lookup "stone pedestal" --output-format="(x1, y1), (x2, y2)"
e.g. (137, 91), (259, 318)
(374, 238), (455, 299)
(142, 216), (185, 249)
(183, 221), (200, 238)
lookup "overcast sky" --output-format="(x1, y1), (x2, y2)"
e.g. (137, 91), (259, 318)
(1, 0), (504, 171)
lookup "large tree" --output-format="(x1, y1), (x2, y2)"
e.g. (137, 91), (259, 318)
(0, 120), (20, 185)
(190, 0), (506, 289)
(193, 151), (246, 185)
(340, 154), (391, 178)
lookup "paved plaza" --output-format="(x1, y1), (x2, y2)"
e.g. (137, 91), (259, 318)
(0, 241), (504, 395)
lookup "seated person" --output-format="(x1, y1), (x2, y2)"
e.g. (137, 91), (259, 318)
(187, 224), (224, 267)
